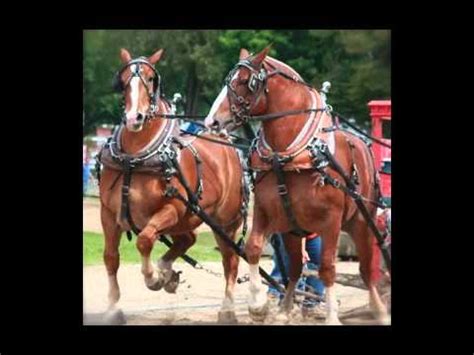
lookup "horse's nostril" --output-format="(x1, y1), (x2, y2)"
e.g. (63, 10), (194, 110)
(211, 121), (220, 129)
(136, 113), (144, 122)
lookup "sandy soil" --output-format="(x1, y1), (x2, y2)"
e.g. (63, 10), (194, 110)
(83, 260), (388, 326)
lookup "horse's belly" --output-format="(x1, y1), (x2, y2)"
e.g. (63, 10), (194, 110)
(254, 171), (345, 234)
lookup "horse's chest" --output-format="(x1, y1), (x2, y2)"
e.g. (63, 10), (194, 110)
(101, 171), (165, 225)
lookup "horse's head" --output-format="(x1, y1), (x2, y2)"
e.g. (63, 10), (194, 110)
(113, 48), (164, 132)
(204, 46), (271, 133)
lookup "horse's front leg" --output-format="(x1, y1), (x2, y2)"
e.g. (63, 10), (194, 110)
(319, 217), (344, 325)
(136, 203), (179, 291)
(100, 204), (126, 324)
(244, 204), (270, 322)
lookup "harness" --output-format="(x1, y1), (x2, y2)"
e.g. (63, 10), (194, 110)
(98, 124), (204, 237)
(96, 54), (391, 303)
(112, 57), (167, 123)
(222, 58), (328, 130)
(222, 55), (391, 272)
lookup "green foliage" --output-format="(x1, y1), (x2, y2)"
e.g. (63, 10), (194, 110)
(83, 30), (390, 134)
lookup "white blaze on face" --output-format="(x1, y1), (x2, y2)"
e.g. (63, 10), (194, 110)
(204, 86), (228, 127)
(204, 71), (239, 128)
(126, 64), (140, 122)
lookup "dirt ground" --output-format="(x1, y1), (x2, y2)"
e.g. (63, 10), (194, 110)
(83, 260), (389, 326)
(83, 198), (390, 326)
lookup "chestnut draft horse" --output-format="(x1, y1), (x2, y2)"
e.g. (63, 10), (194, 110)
(98, 48), (245, 324)
(205, 47), (390, 325)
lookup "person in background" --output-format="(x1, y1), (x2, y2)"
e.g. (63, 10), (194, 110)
(181, 120), (202, 134)
(300, 233), (326, 318)
(267, 232), (326, 318)
(83, 154), (90, 196)
(171, 92), (203, 135)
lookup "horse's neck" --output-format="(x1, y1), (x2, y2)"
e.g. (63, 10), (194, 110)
(261, 77), (313, 151)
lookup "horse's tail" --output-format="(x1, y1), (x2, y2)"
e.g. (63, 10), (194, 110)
(366, 142), (382, 204)
(341, 129), (381, 208)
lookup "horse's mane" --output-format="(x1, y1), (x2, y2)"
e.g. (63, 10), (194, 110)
(263, 56), (304, 82)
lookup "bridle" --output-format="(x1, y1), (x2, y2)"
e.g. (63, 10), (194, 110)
(222, 57), (324, 130)
(112, 57), (163, 123)
(224, 58), (268, 128)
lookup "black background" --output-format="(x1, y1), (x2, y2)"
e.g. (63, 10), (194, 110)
(0, 13), (469, 355)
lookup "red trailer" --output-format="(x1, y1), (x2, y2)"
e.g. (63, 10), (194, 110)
(368, 100), (391, 282)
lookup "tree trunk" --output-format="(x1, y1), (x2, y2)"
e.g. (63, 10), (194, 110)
(185, 63), (199, 116)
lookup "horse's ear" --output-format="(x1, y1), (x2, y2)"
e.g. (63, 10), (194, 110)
(120, 48), (132, 64)
(251, 45), (272, 66)
(148, 49), (164, 65)
(239, 48), (250, 60)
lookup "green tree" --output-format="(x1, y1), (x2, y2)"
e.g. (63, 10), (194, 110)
(83, 30), (390, 135)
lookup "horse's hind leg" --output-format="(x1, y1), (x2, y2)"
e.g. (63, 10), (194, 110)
(213, 225), (240, 324)
(349, 215), (390, 324)
(136, 204), (179, 291)
(159, 231), (197, 293)
(100, 205), (125, 324)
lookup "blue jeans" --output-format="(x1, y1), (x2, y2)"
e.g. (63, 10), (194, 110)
(267, 234), (325, 306)
(83, 165), (90, 195)
(181, 122), (202, 134)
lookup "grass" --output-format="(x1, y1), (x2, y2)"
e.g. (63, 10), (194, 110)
(83, 230), (224, 265)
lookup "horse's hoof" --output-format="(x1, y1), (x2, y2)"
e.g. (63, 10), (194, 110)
(325, 317), (343, 325)
(103, 308), (126, 325)
(249, 302), (269, 323)
(375, 313), (391, 325)
(164, 270), (181, 294)
(274, 311), (290, 324)
(218, 310), (238, 324)
(145, 272), (165, 291)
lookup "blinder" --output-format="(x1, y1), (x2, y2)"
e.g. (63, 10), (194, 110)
(112, 57), (163, 121)
(224, 59), (268, 127)
(248, 69), (267, 93)
(248, 73), (258, 92)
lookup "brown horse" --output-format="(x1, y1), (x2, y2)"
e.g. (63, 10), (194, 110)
(205, 47), (389, 325)
(98, 48), (245, 323)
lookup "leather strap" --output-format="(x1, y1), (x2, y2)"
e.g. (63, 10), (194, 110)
(272, 155), (310, 237)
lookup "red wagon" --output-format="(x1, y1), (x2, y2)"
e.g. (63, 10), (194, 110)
(368, 100), (391, 282)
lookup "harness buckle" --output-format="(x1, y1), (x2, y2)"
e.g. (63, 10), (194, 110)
(164, 186), (178, 198)
(318, 176), (326, 187)
(277, 184), (288, 195)
(122, 185), (130, 195)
